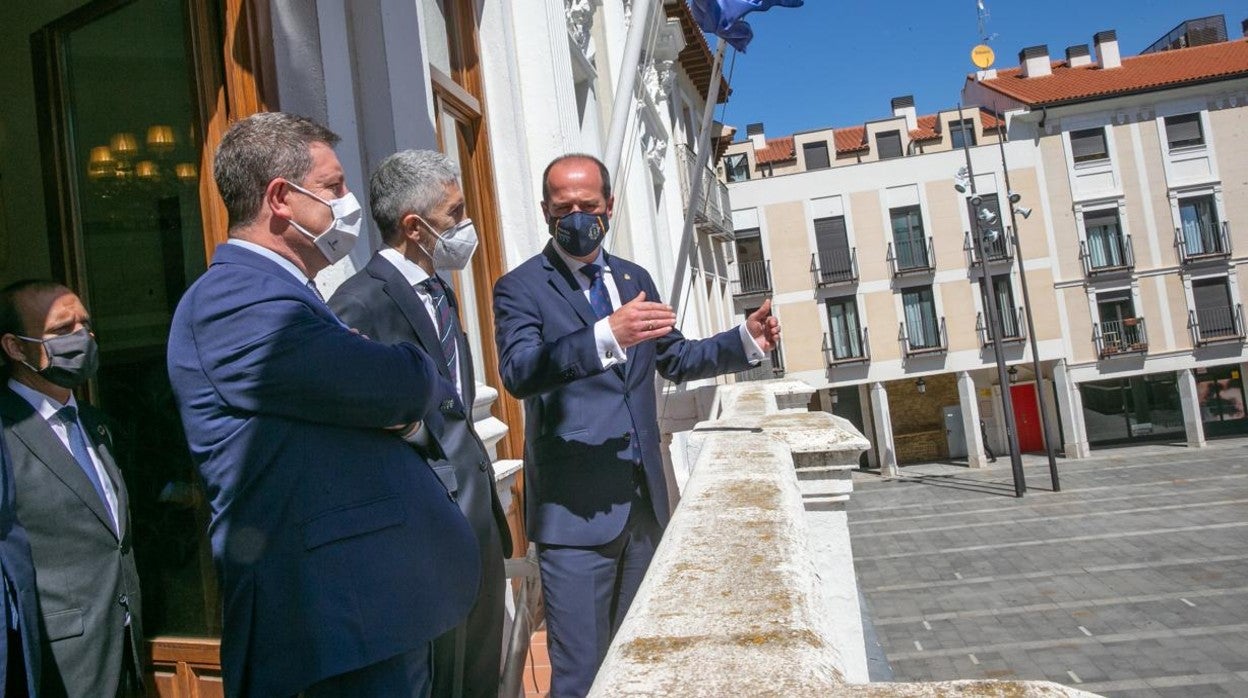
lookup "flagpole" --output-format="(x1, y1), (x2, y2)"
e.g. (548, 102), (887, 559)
(668, 37), (727, 318)
(604, 0), (656, 183)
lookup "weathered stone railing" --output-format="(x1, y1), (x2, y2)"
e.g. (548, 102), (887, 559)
(592, 379), (1099, 697)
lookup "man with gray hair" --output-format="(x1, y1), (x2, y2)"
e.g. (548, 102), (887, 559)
(330, 149), (511, 698)
(168, 113), (480, 697)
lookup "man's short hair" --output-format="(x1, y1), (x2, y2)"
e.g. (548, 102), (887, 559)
(213, 112), (341, 230)
(369, 150), (460, 245)
(0, 279), (69, 368)
(541, 153), (612, 203)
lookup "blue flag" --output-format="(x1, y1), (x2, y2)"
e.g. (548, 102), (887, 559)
(690, 0), (804, 52)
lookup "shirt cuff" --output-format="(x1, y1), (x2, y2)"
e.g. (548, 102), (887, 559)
(595, 318), (627, 369)
(738, 323), (767, 364)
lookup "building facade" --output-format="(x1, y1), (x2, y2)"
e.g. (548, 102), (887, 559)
(0, 0), (733, 692)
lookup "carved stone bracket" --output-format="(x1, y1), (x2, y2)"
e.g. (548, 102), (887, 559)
(565, 0), (600, 56)
(642, 19), (686, 103)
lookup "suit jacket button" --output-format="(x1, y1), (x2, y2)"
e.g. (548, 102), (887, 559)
(479, 460), (489, 472)
(118, 593), (129, 607)
(441, 399), (455, 412)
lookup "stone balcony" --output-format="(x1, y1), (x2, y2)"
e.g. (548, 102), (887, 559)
(590, 379), (1098, 697)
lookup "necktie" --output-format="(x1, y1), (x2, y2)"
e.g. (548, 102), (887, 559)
(306, 279), (326, 303)
(580, 263), (614, 320)
(56, 406), (114, 529)
(420, 277), (460, 390)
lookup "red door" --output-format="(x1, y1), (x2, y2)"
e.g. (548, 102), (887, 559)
(1010, 383), (1044, 452)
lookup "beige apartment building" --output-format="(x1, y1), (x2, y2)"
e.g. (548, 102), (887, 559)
(721, 17), (1248, 473)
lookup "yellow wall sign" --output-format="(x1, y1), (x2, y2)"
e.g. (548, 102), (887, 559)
(971, 44), (996, 69)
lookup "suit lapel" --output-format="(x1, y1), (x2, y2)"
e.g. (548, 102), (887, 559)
(542, 244), (599, 328)
(607, 253), (643, 385)
(0, 390), (118, 538)
(78, 408), (127, 540)
(369, 257), (452, 380)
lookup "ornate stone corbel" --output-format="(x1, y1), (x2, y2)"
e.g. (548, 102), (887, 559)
(565, 0), (598, 55)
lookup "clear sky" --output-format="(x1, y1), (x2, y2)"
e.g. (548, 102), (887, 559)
(716, 1), (1247, 140)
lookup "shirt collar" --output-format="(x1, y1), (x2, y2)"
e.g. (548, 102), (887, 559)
(551, 243), (607, 276)
(378, 247), (432, 288)
(7, 378), (76, 423)
(227, 239), (312, 286)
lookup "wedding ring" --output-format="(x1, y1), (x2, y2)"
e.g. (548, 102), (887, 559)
(647, 322), (654, 331)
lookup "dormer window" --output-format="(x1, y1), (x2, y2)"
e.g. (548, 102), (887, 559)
(876, 130), (903, 160)
(950, 119), (976, 149)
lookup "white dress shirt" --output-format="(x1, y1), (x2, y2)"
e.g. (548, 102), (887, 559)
(550, 245), (766, 369)
(377, 247), (465, 400)
(8, 379), (120, 532)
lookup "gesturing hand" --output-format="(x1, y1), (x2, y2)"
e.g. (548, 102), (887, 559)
(609, 291), (676, 349)
(746, 298), (781, 353)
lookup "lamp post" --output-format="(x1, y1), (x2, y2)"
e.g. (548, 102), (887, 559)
(957, 103), (1026, 498)
(994, 111), (1062, 492)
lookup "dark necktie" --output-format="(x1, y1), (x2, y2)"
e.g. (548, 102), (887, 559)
(580, 263), (614, 320)
(56, 406), (114, 528)
(306, 279), (326, 303)
(420, 277), (460, 390)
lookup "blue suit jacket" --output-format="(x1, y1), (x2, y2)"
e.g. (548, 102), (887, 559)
(167, 244), (480, 697)
(0, 426), (41, 695)
(493, 244), (753, 547)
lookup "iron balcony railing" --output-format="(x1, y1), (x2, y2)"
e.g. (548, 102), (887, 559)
(809, 249), (859, 286)
(1190, 304), (1246, 346)
(976, 307), (1027, 346)
(677, 144), (732, 236)
(1079, 234), (1135, 276)
(1176, 221), (1232, 264)
(963, 229), (1014, 266)
(886, 238), (934, 277)
(1094, 317), (1149, 358)
(898, 316), (947, 357)
(821, 328), (870, 366)
(732, 259), (772, 296)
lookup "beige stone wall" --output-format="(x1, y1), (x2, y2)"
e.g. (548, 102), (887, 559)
(1161, 273), (1194, 351)
(885, 374), (958, 464)
(763, 202), (812, 295)
(1039, 137), (1080, 282)
(1113, 122), (1157, 270)
(941, 281), (979, 353)
(779, 300), (826, 373)
(1137, 277), (1166, 351)
(1008, 167), (1050, 261)
(1024, 267), (1061, 342)
(1211, 106), (1248, 254)
(924, 181), (966, 270)
(1135, 117), (1180, 268)
(863, 291), (900, 362)
(851, 190), (890, 284)
(1063, 286), (1096, 363)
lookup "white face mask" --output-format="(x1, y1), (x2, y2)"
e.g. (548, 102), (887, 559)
(284, 180), (362, 264)
(417, 216), (479, 271)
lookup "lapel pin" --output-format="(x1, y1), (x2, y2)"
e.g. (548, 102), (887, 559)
(97, 426), (107, 437)
(624, 273), (631, 280)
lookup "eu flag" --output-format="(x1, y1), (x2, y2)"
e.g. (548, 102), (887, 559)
(690, 0), (804, 52)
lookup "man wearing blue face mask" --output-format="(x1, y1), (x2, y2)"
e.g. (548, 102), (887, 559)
(493, 154), (781, 697)
(168, 113), (479, 697)
(330, 149), (512, 698)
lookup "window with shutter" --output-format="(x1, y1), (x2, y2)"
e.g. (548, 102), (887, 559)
(950, 119), (976, 149)
(1164, 113), (1204, 149)
(1070, 128), (1108, 163)
(803, 141), (830, 170)
(876, 130), (903, 159)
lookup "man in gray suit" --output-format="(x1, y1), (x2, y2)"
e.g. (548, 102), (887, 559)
(330, 150), (512, 698)
(0, 280), (143, 697)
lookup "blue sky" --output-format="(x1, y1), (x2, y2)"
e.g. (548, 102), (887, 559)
(717, 1), (1247, 139)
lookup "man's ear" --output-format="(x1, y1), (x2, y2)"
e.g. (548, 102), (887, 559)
(1, 334), (28, 364)
(266, 178), (294, 221)
(402, 213), (427, 244)
(605, 195), (615, 219)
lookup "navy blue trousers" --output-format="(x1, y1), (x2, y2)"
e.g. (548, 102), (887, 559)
(300, 644), (432, 698)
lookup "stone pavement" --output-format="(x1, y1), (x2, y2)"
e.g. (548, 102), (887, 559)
(848, 438), (1248, 698)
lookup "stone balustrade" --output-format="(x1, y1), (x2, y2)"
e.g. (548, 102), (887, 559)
(590, 379), (1099, 697)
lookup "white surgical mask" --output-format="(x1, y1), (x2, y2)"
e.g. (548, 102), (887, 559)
(284, 180), (362, 264)
(417, 216), (479, 271)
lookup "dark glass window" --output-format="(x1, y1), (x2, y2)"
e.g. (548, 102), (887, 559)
(724, 153), (750, 182)
(1164, 113), (1204, 149)
(803, 141), (830, 170)
(876, 130), (903, 159)
(950, 119), (976, 149)
(1070, 127), (1109, 163)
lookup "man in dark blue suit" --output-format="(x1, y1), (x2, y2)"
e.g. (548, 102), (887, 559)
(0, 427), (41, 697)
(167, 112), (480, 698)
(493, 154), (781, 697)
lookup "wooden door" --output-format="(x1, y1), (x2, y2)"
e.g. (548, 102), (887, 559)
(1011, 383), (1044, 453)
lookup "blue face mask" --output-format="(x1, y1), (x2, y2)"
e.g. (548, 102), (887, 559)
(551, 211), (608, 258)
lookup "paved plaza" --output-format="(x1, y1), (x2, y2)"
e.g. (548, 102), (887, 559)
(849, 438), (1248, 697)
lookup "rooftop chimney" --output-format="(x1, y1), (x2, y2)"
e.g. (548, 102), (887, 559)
(1019, 45), (1052, 77)
(891, 95), (918, 131)
(1065, 44), (1092, 67)
(746, 122), (766, 150)
(1242, 18), (1247, 37)
(1095, 30), (1121, 69)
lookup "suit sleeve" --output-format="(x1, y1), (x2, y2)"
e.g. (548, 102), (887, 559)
(327, 288), (379, 340)
(191, 288), (441, 429)
(645, 275), (754, 384)
(493, 272), (608, 400)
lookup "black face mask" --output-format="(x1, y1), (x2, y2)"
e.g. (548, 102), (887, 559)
(15, 328), (100, 389)
(550, 211), (608, 258)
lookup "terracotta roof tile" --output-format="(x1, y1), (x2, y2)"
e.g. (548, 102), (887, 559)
(974, 39), (1248, 106)
(909, 114), (941, 142)
(755, 136), (795, 164)
(833, 126), (867, 153)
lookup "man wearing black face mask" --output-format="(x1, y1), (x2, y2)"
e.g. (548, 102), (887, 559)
(0, 280), (144, 697)
(330, 149), (512, 698)
(493, 154), (781, 697)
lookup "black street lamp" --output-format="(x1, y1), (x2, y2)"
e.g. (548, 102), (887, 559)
(957, 103), (1026, 498)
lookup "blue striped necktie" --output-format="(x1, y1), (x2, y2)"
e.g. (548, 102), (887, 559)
(420, 277), (460, 389)
(56, 406), (114, 527)
(580, 263), (614, 320)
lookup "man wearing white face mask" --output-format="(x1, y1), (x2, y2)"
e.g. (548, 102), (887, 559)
(330, 149), (512, 698)
(168, 115), (479, 697)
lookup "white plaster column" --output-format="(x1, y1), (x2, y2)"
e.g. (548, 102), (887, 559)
(957, 372), (988, 468)
(869, 382), (898, 476)
(1177, 368), (1208, 449)
(1052, 360), (1090, 458)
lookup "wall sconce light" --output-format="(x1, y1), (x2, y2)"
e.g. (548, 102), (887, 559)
(916, 377), (927, 395)
(1008, 366), (1019, 384)
(146, 125), (177, 154)
(175, 162), (198, 183)
(87, 146), (114, 179)
(135, 161), (160, 180)
(110, 132), (139, 158)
